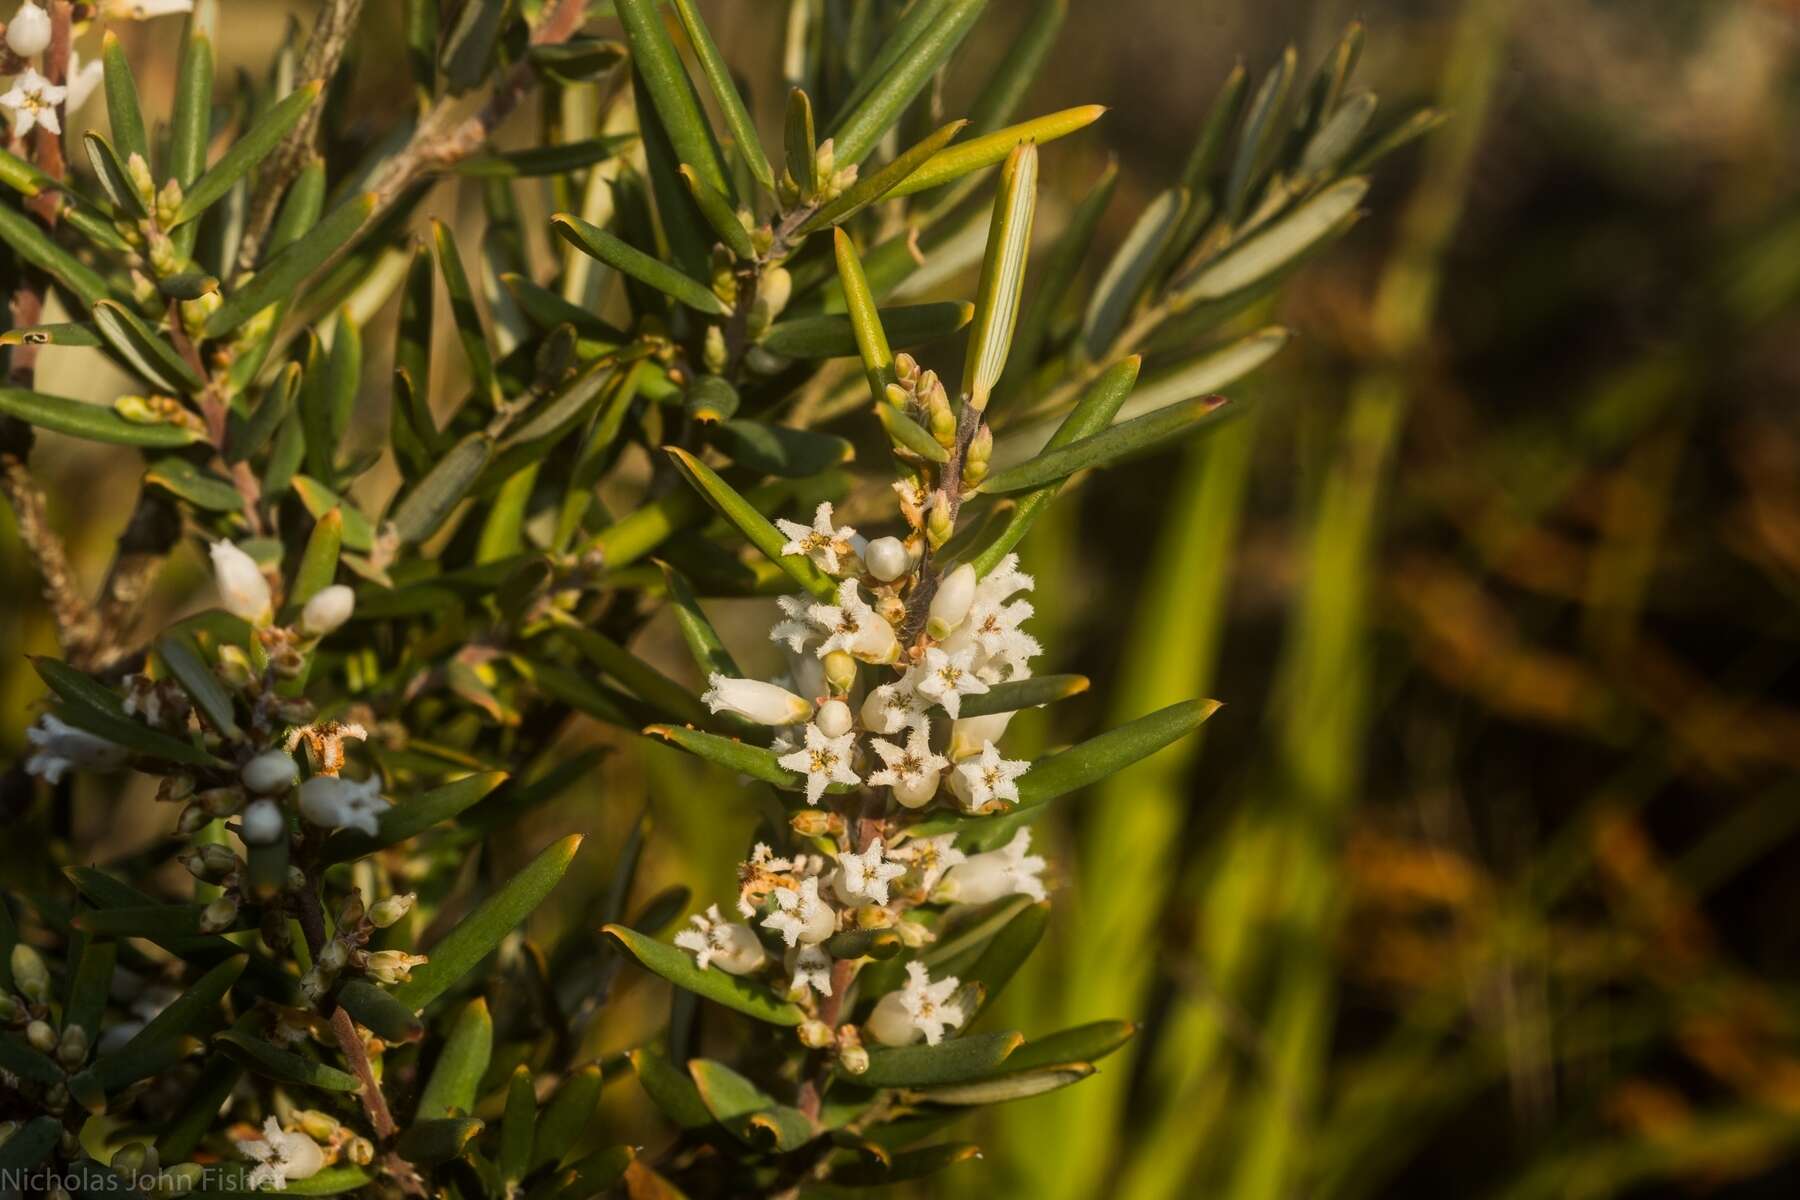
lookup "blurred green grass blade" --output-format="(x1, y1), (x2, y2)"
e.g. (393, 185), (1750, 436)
(603, 924), (805, 1026)
(670, 0), (773, 192)
(829, 0), (987, 168)
(416, 998), (493, 1120)
(964, 143), (1038, 410)
(615, 0), (733, 199)
(551, 213), (728, 315)
(389, 834), (583, 1011)
(966, 0), (1067, 136)
(174, 81), (322, 227)
(664, 446), (837, 597)
(889, 105), (1105, 199)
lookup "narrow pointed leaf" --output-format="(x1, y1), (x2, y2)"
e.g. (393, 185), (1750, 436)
(431, 217), (501, 406)
(82, 131), (146, 217)
(561, 627), (709, 726)
(0, 322), (102, 348)
(797, 118), (966, 232)
(1114, 326), (1290, 422)
(1080, 187), (1188, 360)
(174, 81), (322, 226)
(93, 300), (204, 394)
(876, 404), (950, 464)
(319, 771), (507, 864)
(980, 394), (1232, 494)
(964, 143), (1038, 410)
(1225, 46), (1296, 221)
(829, 1142), (982, 1186)
(156, 634), (241, 739)
(857, 1031), (1023, 1087)
(761, 301), (972, 359)
(335, 980), (424, 1044)
(101, 30), (150, 164)
(670, 0), (773, 191)
(290, 507), (343, 610)
(785, 88), (816, 197)
(453, 135), (637, 178)
(963, 901), (1048, 1009)
(709, 419), (853, 477)
(205, 194), (375, 337)
(913, 1063), (1095, 1104)
(890, 105), (1105, 198)
(1176, 177), (1367, 304)
(533, 1064), (605, 1169)
(1298, 90), (1377, 179)
(656, 562), (741, 677)
(602, 923), (804, 1025)
(551, 213), (728, 315)
(615, 0), (732, 198)
(957, 674), (1089, 718)
(643, 723), (808, 790)
(997, 1020), (1136, 1073)
(389, 432), (494, 544)
(395, 1117), (484, 1165)
(169, 0), (215, 190)
(678, 164), (755, 259)
(829, 0), (987, 167)
(215, 1029), (360, 1091)
(416, 998), (493, 1120)
(630, 1048), (713, 1129)
(389, 835), (583, 1010)
(500, 1065), (536, 1185)
(664, 446), (837, 597)
(0, 204), (110, 307)
(831, 227), (893, 403)
(1014, 697), (1221, 811)
(0, 388), (202, 448)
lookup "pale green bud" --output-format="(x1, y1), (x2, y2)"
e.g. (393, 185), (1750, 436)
(823, 650), (858, 695)
(11, 943), (50, 1005)
(56, 1023), (87, 1069)
(368, 893), (416, 928)
(155, 177), (185, 228)
(926, 502), (955, 550)
(27, 1018), (56, 1053)
(198, 897), (238, 935)
(702, 324), (729, 374)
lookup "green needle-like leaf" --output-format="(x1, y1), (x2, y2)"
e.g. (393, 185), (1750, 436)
(656, 562), (741, 678)
(416, 998), (493, 1120)
(533, 1064), (605, 1170)
(785, 87), (817, 198)
(1080, 187), (1188, 360)
(957, 674), (1090, 717)
(157, 634), (241, 739)
(319, 772), (507, 864)
(499, 1065), (536, 1185)
(92, 301), (204, 394)
(335, 981), (424, 1044)
(797, 118), (966, 231)
(615, 0), (732, 199)
(551, 213), (729, 315)
(0, 204), (111, 308)
(978, 394), (1233, 494)
(857, 1031), (1024, 1087)
(173, 81), (322, 226)
(912, 1063), (1096, 1104)
(1013, 697), (1222, 813)
(761, 301), (973, 360)
(664, 446), (837, 597)
(1174, 176), (1368, 305)
(963, 142), (1038, 410)
(388, 431), (495, 545)
(602, 924), (805, 1026)
(678, 164), (755, 259)
(831, 227), (893, 403)
(828, 0), (987, 168)
(100, 30), (150, 164)
(669, 0), (773, 191)
(890, 105), (1106, 198)
(995, 1020), (1136, 1073)
(0, 387), (203, 448)
(216, 1029), (361, 1091)
(389, 834), (583, 1010)
(205, 194), (375, 338)
(82, 131), (146, 218)
(395, 1117), (484, 1165)
(643, 724), (805, 789)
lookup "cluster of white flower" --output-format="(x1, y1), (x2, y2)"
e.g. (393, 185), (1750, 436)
(0, 1), (106, 139)
(683, 492), (1052, 1058)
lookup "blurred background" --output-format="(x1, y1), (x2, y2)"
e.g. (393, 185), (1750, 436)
(8, 0), (1800, 1196)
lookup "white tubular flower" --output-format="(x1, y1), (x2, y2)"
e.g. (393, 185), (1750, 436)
(947, 741), (1030, 812)
(866, 962), (965, 1047)
(895, 833), (966, 894)
(241, 749), (299, 795)
(785, 644), (828, 703)
(675, 904), (768, 975)
(831, 837), (907, 906)
(236, 1116), (324, 1192)
(787, 944), (833, 998)
(911, 647), (988, 719)
(0, 68), (65, 137)
(864, 535), (911, 582)
(814, 697), (853, 738)
(6, 2), (50, 57)
(949, 711), (1014, 761)
(364, 949), (428, 986)
(103, 0), (195, 17)
(239, 799), (286, 846)
(926, 563), (977, 640)
(702, 673), (813, 726)
(939, 828), (1047, 904)
(300, 585), (355, 636)
(769, 593), (824, 653)
(809, 580), (900, 664)
(296, 775), (390, 837)
(64, 51), (103, 114)
(861, 678), (928, 735)
(867, 721), (948, 809)
(25, 714), (129, 783)
(776, 501), (858, 576)
(776, 721), (859, 806)
(762, 876), (836, 946)
(209, 540), (273, 626)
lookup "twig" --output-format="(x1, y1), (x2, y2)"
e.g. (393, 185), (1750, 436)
(899, 404), (982, 644)
(235, 0), (368, 272)
(330, 1005), (399, 1139)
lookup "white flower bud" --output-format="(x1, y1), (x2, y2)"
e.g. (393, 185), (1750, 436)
(866, 962), (965, 1047)
(239, 798), (286, 846)
(937, 829), (1047, 905)
(368, 893), (416, 928)
(892, 770), (939, 809)
(822, 650), (857, 695)
(949, 711), (1013, 760)
(300, 585), (355, 636)
(6, 2), (51, 58)
(926, 563), (977, 640)
(864, 536), (911, 582)
(814, 698), (853, 739)
(209, 540), (272, 626)
(675, 905), (770, 975)
(241, 750), (299, 795)
(701, 674), (813, 726)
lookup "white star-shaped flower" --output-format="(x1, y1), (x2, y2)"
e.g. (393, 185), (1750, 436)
(296, 775), (391, 837)
(776, 501), (858, 576)
(788, 944), (834, 998)
(939, 828), (1048, 903)
(674, 904), (768, 974)
(769, 593), (825, 653)
(868, 962), (966, 1047)
(1, 68), (67, 138)
(761, 876), (835, 946)
(948, 741), (1030, 812)
(867, 721), (948, 809)
(24, 714), (129, 784)
(861, 678), (929, 735)
(912, 647), (989, 719)
(895, 833), (966, 894)
(776, 720), (860, 805)
(235, 1116), (324, 1192)
(808, 579), (899, 664)
(833, 837), (908, 906)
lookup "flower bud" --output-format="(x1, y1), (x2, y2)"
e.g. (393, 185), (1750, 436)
(155, 177), (184, 228)
(216, 644), (255, 688)
(962, 424), (994, 486)
(180, 291), (221, 342)
(950, 711), (1014, 760)
(894, 353), (919, 384)
(925, 502), (954, 550)
(12, 943), (51, 1005)
(176, 803), (211, 835)
(209, 540), (272, 626)
(749, 266), (791, 335)
(702, 324), (729, 374)
(179, 843), (240, 883)
(198, 897), (239, 934)
(789, 808), (842, 838)
(300, 585), (355, 636)
(365, 950), (428, 985)
(0, 993), (23, 1024)
(26, 1018), (55, 1053)
(892, 769), (940, 810)
(836, 1025), (869, 1074)
(864, 536), (910, 582)
(162, 1163), (204, 1195)
(347, 1137), (375, 1166)
(317, 940), (351, 974)
(883, 382), (910, 409)
(295, 1110), (340, 1141)
(239, 798), (287, 845)
(368, 893), (416, 928)
(197, 785), (246, 818)
(822, 650), (858, 695)
(56, 1023), (87, 1069)
(701, 674), (812, 726)
(242, 750), (299, 796)
(6, 2), (51, 58)
(799, 1019), (834, 1048)
(927, 564), (977, 640)
(814, 698), (853, 739)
